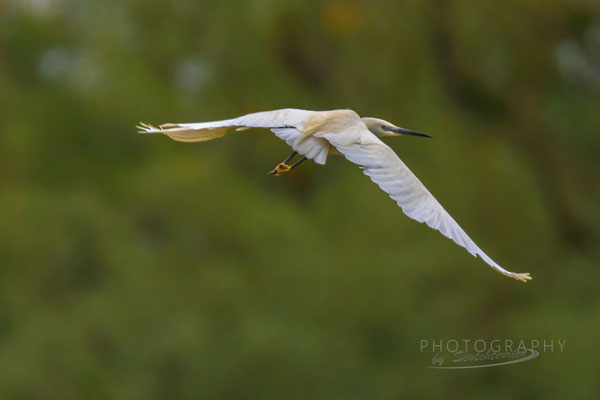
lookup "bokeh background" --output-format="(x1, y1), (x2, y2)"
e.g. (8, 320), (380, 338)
(1, 0), (600, 398)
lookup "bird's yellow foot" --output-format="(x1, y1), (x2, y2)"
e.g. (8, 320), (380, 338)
(267, 163), (291, 176)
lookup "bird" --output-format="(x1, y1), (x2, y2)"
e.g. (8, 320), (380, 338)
(137, 108), (531, 282)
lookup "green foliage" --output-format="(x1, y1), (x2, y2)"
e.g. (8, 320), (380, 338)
(1, 0), (599, 398)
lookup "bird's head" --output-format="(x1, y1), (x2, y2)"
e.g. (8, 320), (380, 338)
(361, 117), (433, 139)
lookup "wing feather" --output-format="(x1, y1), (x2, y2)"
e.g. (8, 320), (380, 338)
(318, 125), (531, 282)
(137, 109), (329, 164)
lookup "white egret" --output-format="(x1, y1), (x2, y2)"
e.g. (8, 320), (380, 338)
(137, 109), (531, 282)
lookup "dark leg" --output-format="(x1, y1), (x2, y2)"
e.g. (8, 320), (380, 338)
(289, 156), (307, 169)
(267, 151), (306, 176)
(282, 151), (297, 164)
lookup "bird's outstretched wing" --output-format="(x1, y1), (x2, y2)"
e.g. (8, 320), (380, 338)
(137, 108), (330, 164)
(316, 124), (531, 282)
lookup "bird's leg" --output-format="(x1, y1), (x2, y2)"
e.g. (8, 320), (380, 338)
(267, 151), (305, 176)
(282, 151), (297, 165)
(289, 156), (307, 170)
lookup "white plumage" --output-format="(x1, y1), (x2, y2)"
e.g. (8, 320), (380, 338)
(137, 108), (531, 282)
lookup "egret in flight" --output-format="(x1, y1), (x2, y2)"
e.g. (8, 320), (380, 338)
(137, 109), (531, 282)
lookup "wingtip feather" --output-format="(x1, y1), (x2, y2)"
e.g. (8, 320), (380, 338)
(504, 271), (532, 282)
(136, 122), (162, 134)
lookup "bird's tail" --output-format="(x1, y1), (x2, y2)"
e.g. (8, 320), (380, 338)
(136, 122), (230, 143)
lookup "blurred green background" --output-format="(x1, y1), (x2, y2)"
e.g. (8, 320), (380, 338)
(1, 0), (599, 398)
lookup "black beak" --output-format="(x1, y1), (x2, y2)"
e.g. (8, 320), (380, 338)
(384, 125), (433, 138)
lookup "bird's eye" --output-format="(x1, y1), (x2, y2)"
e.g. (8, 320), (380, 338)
(381, 125), (386, 130)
